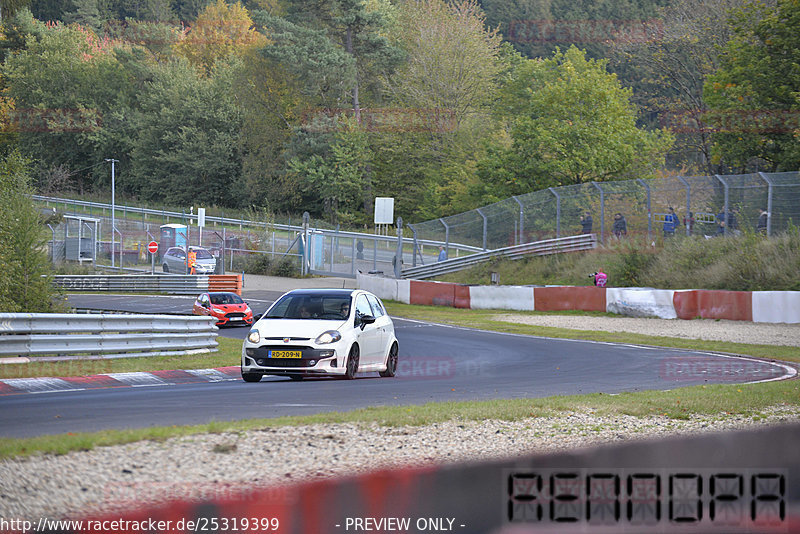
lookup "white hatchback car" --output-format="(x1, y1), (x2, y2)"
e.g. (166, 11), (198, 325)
(241, 289), (398, 381)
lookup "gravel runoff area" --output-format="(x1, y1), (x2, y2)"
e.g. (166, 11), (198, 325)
(2, 409), (800, 522)
(1, 315), (798, 522)
(493, 313), (800, 346)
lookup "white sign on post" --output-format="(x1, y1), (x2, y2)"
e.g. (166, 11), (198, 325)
(198, 208), (206, 227)
(374, 197), (394, 225)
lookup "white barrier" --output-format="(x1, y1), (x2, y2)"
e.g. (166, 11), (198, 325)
(356, 272), (398, 302)
(752, 291), (800, 324)
(396, 279), (411, 304)
(469, 285), (534, 311)
(606, 288), (678, 319)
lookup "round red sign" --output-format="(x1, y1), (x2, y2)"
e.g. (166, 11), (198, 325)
(147, 241), (158, 254)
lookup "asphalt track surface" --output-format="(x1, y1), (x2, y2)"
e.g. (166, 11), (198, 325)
(0, 294), (792, 438)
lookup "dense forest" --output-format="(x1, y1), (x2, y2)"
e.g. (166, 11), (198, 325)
(0, 0), (797, 226)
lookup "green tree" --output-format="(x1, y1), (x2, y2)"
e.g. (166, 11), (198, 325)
(173, 0), (266, 75)
(385, 0), (502, 127)
(477, 46), (673, 198)
(704, 0), (800, 171)
(0, 151), (60, 312)
(609, 0), (743, 175)
(2, 17), (133, 192)
(127, 58), (244, 207)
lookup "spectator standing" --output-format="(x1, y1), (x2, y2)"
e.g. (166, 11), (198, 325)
(663, 207), (679, 237)
(757, 209), (768, 235)
(612, 212), (627, 238)
(437, 246), (447, 262)
(580, 212), (593, 234)
(593, 269), (608, 287)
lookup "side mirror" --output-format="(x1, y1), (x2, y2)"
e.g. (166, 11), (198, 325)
(357, 314), (376, 330)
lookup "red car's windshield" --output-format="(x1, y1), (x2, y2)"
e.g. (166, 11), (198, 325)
(210, 293), (243, 305)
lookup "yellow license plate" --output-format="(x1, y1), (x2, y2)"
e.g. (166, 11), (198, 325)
(269, 350), (302, 359)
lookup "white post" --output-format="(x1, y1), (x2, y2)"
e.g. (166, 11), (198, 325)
(105, 159), (118, 267)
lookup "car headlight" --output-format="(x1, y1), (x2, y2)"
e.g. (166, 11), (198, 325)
(247, 330), (260, 344)
(211, 307), (224, 314)
(315, 330), (341, 344)
(245, 306), (251, 313)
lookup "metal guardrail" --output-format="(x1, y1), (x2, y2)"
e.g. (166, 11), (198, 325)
(0, 313), (218, 359)
(400, 234), (597, 280)
(52, 274), (242, 295)
(53, 274), (209, 294)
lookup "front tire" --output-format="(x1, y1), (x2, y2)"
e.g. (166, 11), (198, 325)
(379, 343), (398, 378)
(162, 264), (169, 273)
(344, 345), (360, 380)
(242, 372), (261, 383)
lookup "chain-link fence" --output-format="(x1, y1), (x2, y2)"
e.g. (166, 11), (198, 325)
(409, 172), (800, 247)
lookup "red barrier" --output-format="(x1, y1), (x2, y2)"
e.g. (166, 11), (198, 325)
(673, 290), (753, 321)
(409, 280), (456, 307)
(533, 286), (606, 312)
(454, 285), (471, 309)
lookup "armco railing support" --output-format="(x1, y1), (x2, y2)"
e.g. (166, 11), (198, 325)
(0, 313), (218, 359)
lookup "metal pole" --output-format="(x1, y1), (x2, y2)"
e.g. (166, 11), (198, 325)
(513, 196), (525, 244)
(302, 212), (310, 276)
(105, 158), (118, 267)
(637, 179), (651, 241)
(592, 182), (605, 244)
(714, 174), (729, 236)
(548, 188), (560, 238)
(758, 172), (774, 236)
(394, 217), (403, 278)
(439, 218), (450, 259)
(476, 208), (487, 250)
(677, 176), (691, 236)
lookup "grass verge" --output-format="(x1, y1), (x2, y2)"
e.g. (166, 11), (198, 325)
(0, 304), (797, 458)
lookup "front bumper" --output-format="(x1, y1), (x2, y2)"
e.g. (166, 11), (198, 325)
(241, 345), (344, 376)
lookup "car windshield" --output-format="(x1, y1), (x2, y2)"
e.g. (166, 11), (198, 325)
(192, 249), (213, 259)
(265, 295), (352, 320)
(210, 293), (243, 305)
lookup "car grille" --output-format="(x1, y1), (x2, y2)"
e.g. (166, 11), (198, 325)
(226, 313), (245, 319)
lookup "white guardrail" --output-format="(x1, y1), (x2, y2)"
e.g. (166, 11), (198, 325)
(0, 313), (218, 359)
(401, 233), (598, 280)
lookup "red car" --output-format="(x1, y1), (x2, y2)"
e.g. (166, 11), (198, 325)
(193, 292), (254, 327)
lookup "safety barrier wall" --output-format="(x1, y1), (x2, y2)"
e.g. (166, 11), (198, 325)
(606, 288), (677, 319)
(0, 313), (218, 359)
(358, 274), (800, 323)
(53, 274), (243, 295)
(752, 291), (800, 324)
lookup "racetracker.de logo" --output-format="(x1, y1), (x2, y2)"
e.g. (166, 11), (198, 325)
(507, 19), (664, 44)
(660, 357), (784, 382)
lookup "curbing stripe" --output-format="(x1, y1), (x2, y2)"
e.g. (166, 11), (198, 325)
(0, 377), (78, 394)
(0, 366), (242, 396)
(105, 372), (168, 387)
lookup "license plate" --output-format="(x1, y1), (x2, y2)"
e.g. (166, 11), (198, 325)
(269, 350), (302, 359)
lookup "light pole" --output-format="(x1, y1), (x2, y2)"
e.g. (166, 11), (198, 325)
(105, 159), (119, 267)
